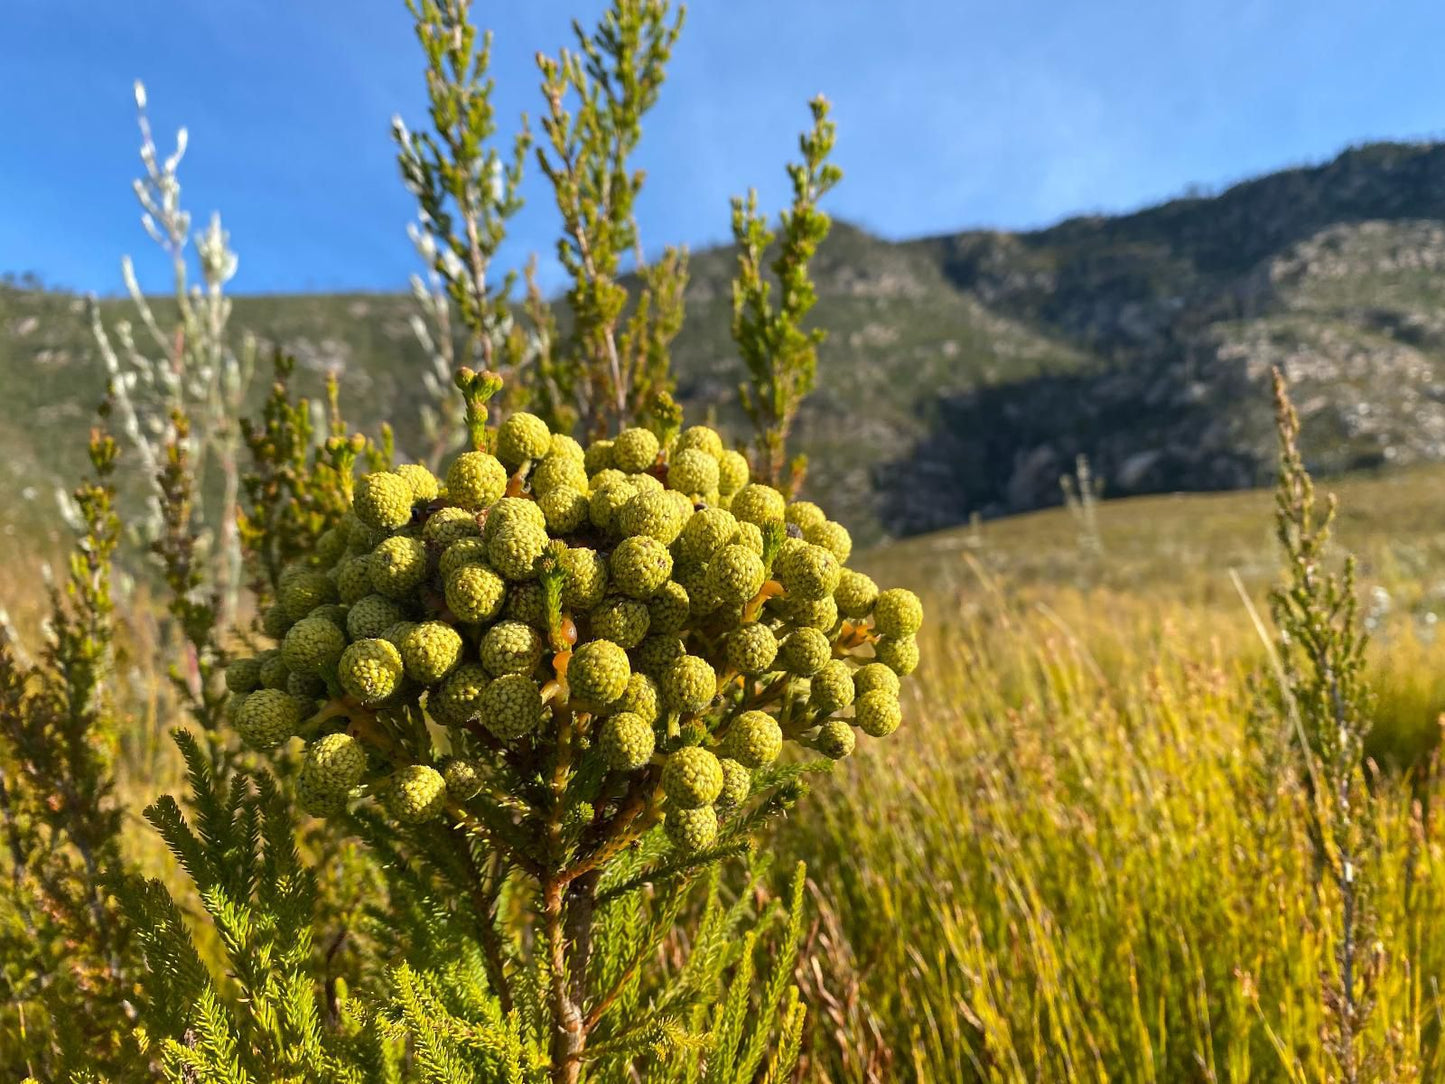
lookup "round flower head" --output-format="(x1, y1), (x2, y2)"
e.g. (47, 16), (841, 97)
(439, 537), (490, 578)
(488, 522), (549, 581)
(443, 757), (483, 801)
(665, 805), (718, 852)
(717, 450), (750, 496)
(730, 483), (786, 526)
(706, 545), (765, 607)
(237, 689), (308, 751)
(722, 710), (783, 769)
(872, 588), (924, 639)
(853, 662), (901, 698)
(386, 765), (447, 824)
(633, 634), (685, 679)
(423, 506), (482, 547)
(591, 468), (629, 492)
(646, 580), (690, 635)
(568, 640), (631, 706)
(308, 603), (349, 631)
(559, 547), (609, 611)
(729, 521), (764, 556)
(280, 570), (338, 622)
(662, 746), (724, 808)
(804, 520), (853, 563)
(354, 471), (415, 531)
(301, 732), (368, 795)
(445, 562), (507, 624)
(482, 497), (548, 544)
(551, 433), (586, 462)
(400, 621), (464, 684)
(480, 620), (544, 677)
(370, 536), (428, 600)
(478, 673), (543, 740)
(338, 638), (405, 704)
(317, 525), (348, 566)
(855, 689), (902, 738)
(597, 711), (655, 771)
(590, 597), (651, 649)
(343, 594), (403, 643)
(504, 582), (547, 628)
(779, 594), (838, 632)
(726, 623), (778, 675)
(785, 500), (827, 531)
(834, 569), (879, 619)
(539, 486), (589, 534)
(530, 452), (588, 497)
(611, 672), (660, 723)
(715, 758), (751, 809)
(661, 655), (716, 715)
(777, 544), (841, 602)
(282, 616), (347, 676)
(497, 412), (553, 468)
(225, 656), (263, 694)
(345, 514), (387, 552)
(667, 449), (720, 497)
(778, 627), (831, 676)
(612, 426), (660, 473)
(616, 490), (685, 543)
(815, 720), (856, 760)
(380, 621), (417, 650)
(610, 536), (673, 599)
(288, 671), (327, 700)
(589, 478), (636, 533)
(678, 507), (738, 563)
(584, 438), (615, 475)
(630, 470), (663, 498)
(675, 425), (724, 460)
(428, 662), (490, 726)
(297, 772), (349, 818)
(446, 451), (508, 510)
(259, 650), (291, 689)
(875, 635), (919, 676)
(334, 555), (374, 605)
(672, 560), (710, 611)
(809, 659), (856, 715)
(396, 463), (440, 503)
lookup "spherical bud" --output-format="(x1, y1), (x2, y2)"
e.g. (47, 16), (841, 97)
(488, 522), (549, 581)
(341, 596), (399, 643)
(729, 521), (764, 556)
(445, 563), (506, 623)
(400, 621), (464, 684)
(616, 490), (684, 543)
(345, 514), (387, 553)
(778, 627), (831, 676)
(446, 451), (508, 510)
(282, 617), (347, 676)
(568, 640), (631, 706)
(730, 483), (786, 526)
(834, 570), (879, 619)
(809, 659), (856, 715)
(551, 433), (586, 462)
(443, 757), (483, 801)
(478, 673), (544, 740)
(667, 448), (720, 497)
(497, 412), (553, 468)
(804, 520), (853, 563)
(646, 580), (690, 635)
(280, 570), (339, 622)
(395, 463), (440, 502)
(853, 662), (901, 699)
(504, 582), (547, 628)
(873, 588), (924, 638)
(662, 746), (724, 808)
(225, 656), (263, 694)
(610, 672), (660, 723)
(259, 652), (291, 690)
(717, 450), (750, 496)
(301, 732), (367, 795)
(354, 471), (415, 531)
(288, 670), (326, 700)
(423, 506), (482, 547)
(597, 711), (655, 771)
(610, 536), (673, 599)
(559, 547), (609, 611)
(612, 426), (660, 473)
(661, 655), (716, 716)
(590, 597), (651, 649)
(722, 710), (783, 769)
(335, 555), (374, 605)
(584, 439), (615, 475)
(236, 689), (308, 751)
(481, 497), (547, 544)
(715, 758), (751, 809)
(531, 453), (588, 497)
(338, 638), (405, 704)
(855, 689), (902, 738)
(777, 544), (841, 602)
(779, 594), (838, 631)
(480, 620), (544, 677)
(626, 631), (681, 678)
(785, 501), (827, 531)
(386, 765), (447, 824)
(370, 536), (428, 600)
(316, 526), (348, 565)
(589, 478), (636, 533)
(678, 507), (738, 563)
(706, 545), (765, 607)
(875, 635), (919, 676)
(439, 537), (490, 578)
(539, 486), (589, 534)
(673, 559), (711, 611)
(308, 603), (349, 631)
(815, 720), (856, 760)
(726, 624), (778, 675)
(674, 425), (724, 460)
(380, 621), (417, 650)
(427, 662), (490, 725)
(665, 805), (718, 852)
(590, 468), (628, 492)
(297, 772), (349, 818)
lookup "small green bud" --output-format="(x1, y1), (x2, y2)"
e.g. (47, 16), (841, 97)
(386, 765), (448, 824)
(662, 746), (724, 808)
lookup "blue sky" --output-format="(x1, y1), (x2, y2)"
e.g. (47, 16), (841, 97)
(4, 1), (1444, 296)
